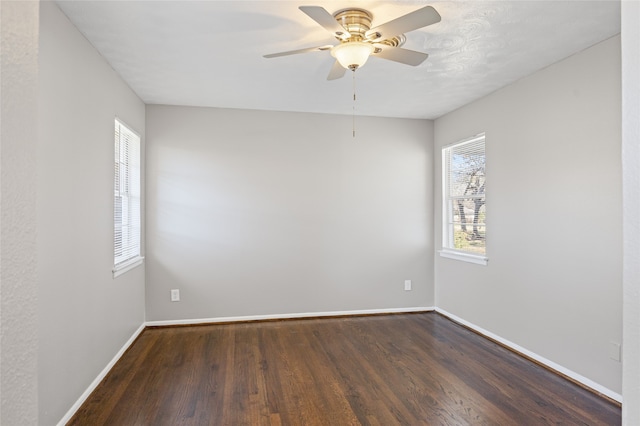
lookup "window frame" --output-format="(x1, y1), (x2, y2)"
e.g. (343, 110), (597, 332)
(113, 118), (144, 277)
(439, 133), (488, 266)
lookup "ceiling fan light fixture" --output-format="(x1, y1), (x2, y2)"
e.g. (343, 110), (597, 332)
(331, 42), (374, 70)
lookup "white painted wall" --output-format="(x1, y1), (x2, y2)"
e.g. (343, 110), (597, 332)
(434, 36), (622, 395)
(145, 106), (433, 321)
(622, 1), (640, 423)
(37, 3), (146, 424)
(0, 1), (39, 424)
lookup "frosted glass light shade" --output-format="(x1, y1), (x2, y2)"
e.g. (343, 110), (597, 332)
(331, 42), (375, 70)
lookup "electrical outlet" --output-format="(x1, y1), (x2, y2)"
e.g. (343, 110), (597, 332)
(609, 342), (621, 362)
(170, 289), (180, 302)
(404, 280), (412, 291)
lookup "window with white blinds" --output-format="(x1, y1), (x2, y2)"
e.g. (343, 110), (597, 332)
(442, 133), (487, 263)
(114, 119), (142, 275)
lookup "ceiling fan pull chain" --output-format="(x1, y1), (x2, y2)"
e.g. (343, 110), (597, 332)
(352, 70), (356, 138)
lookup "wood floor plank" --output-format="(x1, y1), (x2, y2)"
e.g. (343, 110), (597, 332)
(68, 313), (621, 425)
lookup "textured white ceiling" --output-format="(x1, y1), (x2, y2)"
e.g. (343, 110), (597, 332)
(55, 1), (620, 119)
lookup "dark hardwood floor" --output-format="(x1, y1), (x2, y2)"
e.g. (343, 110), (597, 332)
(68, 313), (621, 425)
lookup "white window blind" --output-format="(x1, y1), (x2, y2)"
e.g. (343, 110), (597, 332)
(114, 119), (142, 272)
(442, 134), (486, 257)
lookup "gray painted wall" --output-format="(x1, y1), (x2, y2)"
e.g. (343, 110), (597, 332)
(37, 3), (146, 424)
(1, 1), (39, 424)
(145, 106), (434, 321)
(622, 1), (640, 424)
(434, 36), (622, 394)
(4, 1), (636, 422)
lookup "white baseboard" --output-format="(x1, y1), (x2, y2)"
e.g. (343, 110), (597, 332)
(145, 306), (435, 327)
(59, 306), (620, 425)
(435, 307), (623, 403)
(57, 323), (146, 426)
(58, 307), (432, 424)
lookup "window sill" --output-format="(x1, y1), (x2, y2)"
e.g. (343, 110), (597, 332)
(113, 256), (144, 278)
(438, 250), (488, 266)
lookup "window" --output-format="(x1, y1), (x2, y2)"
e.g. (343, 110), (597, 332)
(441, 133), (487, 265)
(113, 119), (142, 276)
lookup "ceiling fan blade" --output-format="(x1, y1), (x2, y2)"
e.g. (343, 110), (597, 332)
(264, 44), (333, 58)
(327, 60), (347, 80)
(299, 6), (351, 40)
(373, 46), (428, 66)
(365, 6), (441, 41)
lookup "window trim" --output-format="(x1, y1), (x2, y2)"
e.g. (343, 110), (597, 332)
(438, 249), (488, 265)
(440, 133), (487, 266)
(113, 118), (143, 277)
(112, 256), (144, 278)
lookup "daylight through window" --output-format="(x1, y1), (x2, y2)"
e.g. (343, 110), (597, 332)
(442, 134), (486, 258)
(114, 119), (142, 274)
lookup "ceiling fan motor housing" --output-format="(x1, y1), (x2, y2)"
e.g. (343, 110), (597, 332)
(332, 9), (373, 42)
(330, 8), (407, 70)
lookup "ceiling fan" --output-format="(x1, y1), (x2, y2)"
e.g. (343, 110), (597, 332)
(264, 5), (441, 80)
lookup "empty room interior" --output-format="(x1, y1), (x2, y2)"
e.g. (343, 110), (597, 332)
(2, 0), (640, 425)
